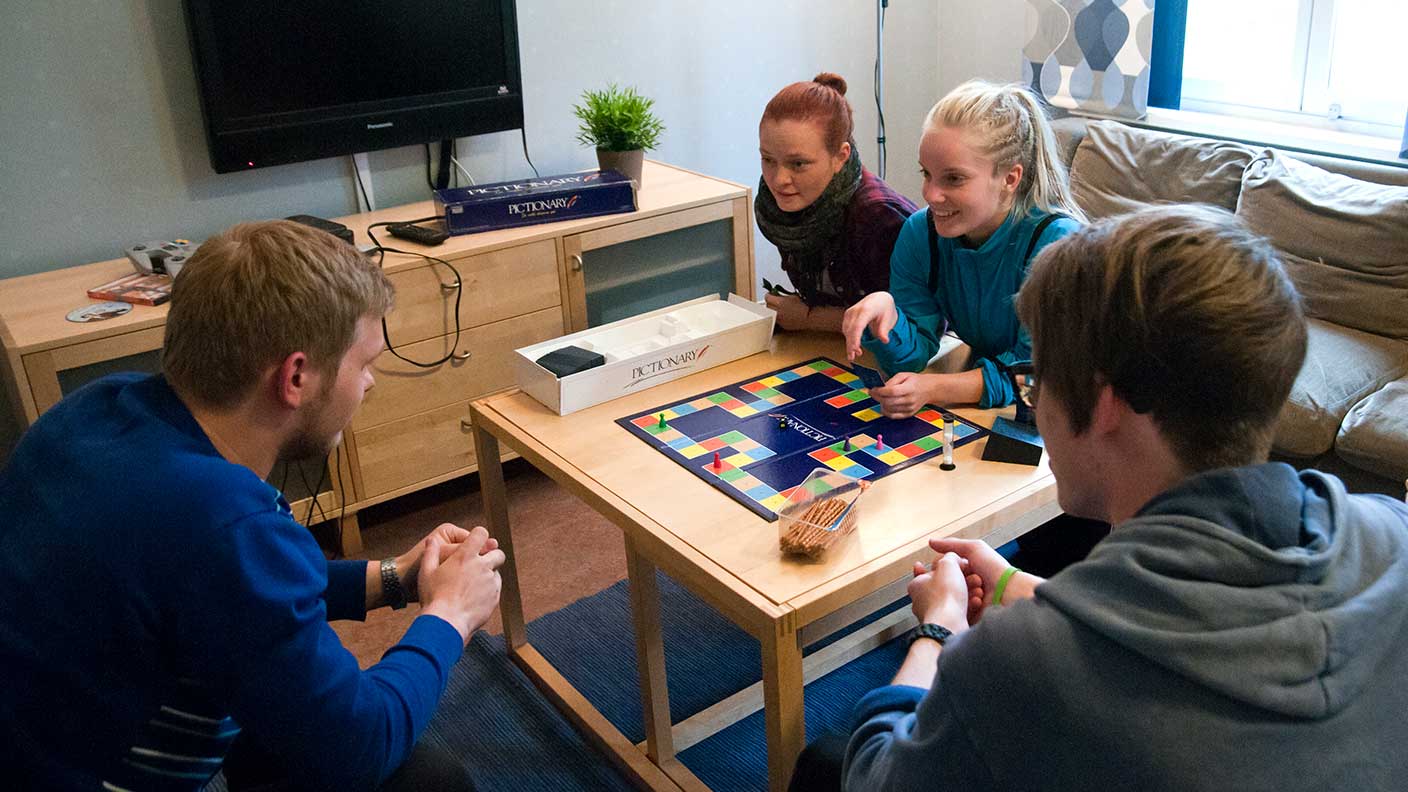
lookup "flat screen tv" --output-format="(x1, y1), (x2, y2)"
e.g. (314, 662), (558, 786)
(184, 0), (523, 173)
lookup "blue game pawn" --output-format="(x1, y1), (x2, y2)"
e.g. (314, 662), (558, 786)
(843, 436), (851, 452)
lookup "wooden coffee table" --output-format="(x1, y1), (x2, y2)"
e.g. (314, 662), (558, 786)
(468, 332), (1059, 792)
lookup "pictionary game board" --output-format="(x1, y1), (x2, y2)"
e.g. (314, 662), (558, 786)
(617, 358), (988, 520)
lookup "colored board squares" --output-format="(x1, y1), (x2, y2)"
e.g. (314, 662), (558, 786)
(709, 457), (787, 513)
(809, 360), (861, 386)
(808, 437), (877, 479)
(615, 356), (991, 521)
(824, 389), (870, 409)
(680, 429), (778, 467)
(632, 413), (682, 435)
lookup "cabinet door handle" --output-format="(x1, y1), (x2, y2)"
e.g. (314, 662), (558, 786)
(459, 418), (473, 430)
(570, 253), (583, 272)
(440, 279), (461, 293)
(452, 350), (472, 361)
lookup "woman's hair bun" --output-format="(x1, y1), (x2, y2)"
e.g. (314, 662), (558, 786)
(813, 72), (848, 97)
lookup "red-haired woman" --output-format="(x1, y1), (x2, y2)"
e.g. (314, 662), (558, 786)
(757, 72), (917, 333)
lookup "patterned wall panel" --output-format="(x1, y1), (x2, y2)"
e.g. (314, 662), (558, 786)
(1022, 0), (1156, 119)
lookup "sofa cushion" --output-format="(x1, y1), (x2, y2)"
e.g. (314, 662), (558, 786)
(1336, 378), (1408, 482)
(1067, 120), (1256, 219)
(1274, 319), (1408, 458)
(1238, 151), (1408, 340)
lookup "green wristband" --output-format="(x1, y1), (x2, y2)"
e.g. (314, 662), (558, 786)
(991, 566), (1019, 606)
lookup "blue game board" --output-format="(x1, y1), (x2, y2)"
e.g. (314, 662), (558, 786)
(617, 358), (988, 520)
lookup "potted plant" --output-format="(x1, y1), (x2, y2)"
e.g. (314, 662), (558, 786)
(573, 83), (665, 186)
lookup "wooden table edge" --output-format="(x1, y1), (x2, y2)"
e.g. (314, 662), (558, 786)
(469, 392), (792, 636)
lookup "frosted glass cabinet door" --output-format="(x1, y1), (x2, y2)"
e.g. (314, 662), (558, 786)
(583, 218), (733, 327)
(23, 325), (340, 522)
(562, 198), (754, 332)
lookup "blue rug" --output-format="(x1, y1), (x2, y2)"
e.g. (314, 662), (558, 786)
(429, 571), (909, 792)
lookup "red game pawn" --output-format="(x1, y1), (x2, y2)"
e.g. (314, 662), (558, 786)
(712, 451), (721, 470)
(876, 434), (884, 451)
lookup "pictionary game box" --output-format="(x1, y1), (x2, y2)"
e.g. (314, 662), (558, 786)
(434, 170), (637, 235)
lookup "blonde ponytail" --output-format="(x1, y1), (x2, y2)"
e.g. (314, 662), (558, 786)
(924, 80), (1087, 223)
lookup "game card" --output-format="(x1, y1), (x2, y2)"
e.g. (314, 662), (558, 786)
(850, 363), (886, 390)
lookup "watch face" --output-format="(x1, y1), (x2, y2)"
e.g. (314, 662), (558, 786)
(912, 623), (953, 647)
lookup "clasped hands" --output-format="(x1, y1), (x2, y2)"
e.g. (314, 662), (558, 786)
(908, 537), (1019, 633)
(399, 523), (507, 643)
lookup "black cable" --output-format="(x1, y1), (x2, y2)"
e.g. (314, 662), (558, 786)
(424, 143), (436, 191)
(276, 461), (292, 504)
(334, 445), (346, 525)
(365, 217), (467, 368)
(451, 139), (459, 188)
(435, 139), (452, 189)
(299, 456), (330, 528)
(519, 126), (540, 178)
(352, 157), (373, 212)
(874, 0), (888, 180)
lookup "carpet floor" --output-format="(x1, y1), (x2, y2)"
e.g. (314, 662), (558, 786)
(427, 570), (906, 791)
(329, 460), (630, 667)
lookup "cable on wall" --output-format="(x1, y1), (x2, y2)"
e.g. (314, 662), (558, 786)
(874, 0), (889, 180)
(520, 126), (541, 178)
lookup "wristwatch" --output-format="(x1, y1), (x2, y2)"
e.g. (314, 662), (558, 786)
(380, 558), (408, 610)
(908, 622), (953, 649)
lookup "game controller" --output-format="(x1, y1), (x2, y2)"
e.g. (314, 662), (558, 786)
(126, 239), (196, 277)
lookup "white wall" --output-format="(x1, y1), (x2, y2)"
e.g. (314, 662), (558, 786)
(0, 1), (940, 455)
(936, 0), (1026, 93)
(505, 0), (940, 287)
(0, 1), (939, 284)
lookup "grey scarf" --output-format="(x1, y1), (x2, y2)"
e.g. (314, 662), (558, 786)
(755, 145), (862, 303)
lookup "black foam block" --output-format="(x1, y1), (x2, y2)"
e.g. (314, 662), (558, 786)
(535, 345), (605, 378)
(981, 415), (1044, 466)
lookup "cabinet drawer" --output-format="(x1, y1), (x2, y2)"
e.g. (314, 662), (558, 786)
(355, 306), (562, 430)
(354, 400), (476, 499)
(383, 238), (559, 345)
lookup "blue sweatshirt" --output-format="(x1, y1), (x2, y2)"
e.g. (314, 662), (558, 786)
(845, 463), (1408, 790)
(0, 374), (463, 791)
(862, 208), (1079, 407)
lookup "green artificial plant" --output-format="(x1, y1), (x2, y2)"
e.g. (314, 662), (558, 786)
(573, 84), (666, 152)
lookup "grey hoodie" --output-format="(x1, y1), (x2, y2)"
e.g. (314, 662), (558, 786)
(845, 463), (1408, 791)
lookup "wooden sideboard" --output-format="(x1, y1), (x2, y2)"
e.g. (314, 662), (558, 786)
(0, 161), (755, 556)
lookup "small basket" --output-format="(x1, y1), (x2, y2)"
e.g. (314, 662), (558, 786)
(778, 468), (867, 559)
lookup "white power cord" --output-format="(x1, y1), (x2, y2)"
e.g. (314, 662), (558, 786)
(450, 155), (476, 185)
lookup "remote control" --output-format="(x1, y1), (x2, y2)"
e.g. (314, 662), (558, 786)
(387, 222), (448, 246)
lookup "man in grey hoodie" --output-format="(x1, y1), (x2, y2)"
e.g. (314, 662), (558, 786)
(832, 204), (1408, 790)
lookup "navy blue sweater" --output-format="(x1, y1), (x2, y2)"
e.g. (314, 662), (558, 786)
(0, 374), (463, 791)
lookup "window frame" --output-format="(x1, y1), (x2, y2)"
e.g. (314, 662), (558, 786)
(1175, 0), (1403, 140)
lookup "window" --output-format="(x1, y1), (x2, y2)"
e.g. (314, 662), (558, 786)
(1178, 0), (1407, 137)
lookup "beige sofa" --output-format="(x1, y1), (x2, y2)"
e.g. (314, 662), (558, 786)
(1051, 117), (1408, 496)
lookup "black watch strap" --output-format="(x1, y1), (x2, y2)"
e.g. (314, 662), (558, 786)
(908, 622), (953, 649)
(380, 558), (408, 610)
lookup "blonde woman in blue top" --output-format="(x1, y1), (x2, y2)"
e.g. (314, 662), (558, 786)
(842, 80), (1086, 418)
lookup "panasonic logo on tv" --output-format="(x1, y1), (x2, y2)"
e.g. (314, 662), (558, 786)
(366, 122), (394, 130)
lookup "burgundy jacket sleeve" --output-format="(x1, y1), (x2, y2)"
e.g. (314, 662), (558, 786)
(842, 171), (919, 300)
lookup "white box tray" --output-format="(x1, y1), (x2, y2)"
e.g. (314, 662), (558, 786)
(514, 294), (775, 415)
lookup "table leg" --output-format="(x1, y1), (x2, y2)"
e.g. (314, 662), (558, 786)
(336, 510), (362, 558)
(625, 537), (676, 765)
(472, 422), (526, 649)
(762, 616), (805, 792)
